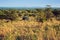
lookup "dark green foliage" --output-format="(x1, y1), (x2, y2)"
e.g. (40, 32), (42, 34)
(0, 7), (60, 21)
(31, 34), (37, 40)
(29, 13), (36, 17)
(53, 9), (60, 20)
(44, 26), (48, 31)
(43, 33), (48, 40)
(18, 13), (22, 17)
(53, 9), (60, 17)
(0, 10), (4, 15)
(36, 17), (43, 22)
(36, 16), (47, 23)
(16, 36), (22, 40)
(22, 16), (29, 20)
(16, 34), (37, 40)
(45, 7), (54, 19)
(53, 25), (60, 31)
(3, 10), (19, 20)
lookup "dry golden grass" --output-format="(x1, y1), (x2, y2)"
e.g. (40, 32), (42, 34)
(0, 18), (60, 40)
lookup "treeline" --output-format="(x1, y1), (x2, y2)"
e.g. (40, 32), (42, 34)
(0, 7), (60, 22)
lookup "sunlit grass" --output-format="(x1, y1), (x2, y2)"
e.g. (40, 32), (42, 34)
(0, 18), (60, 40)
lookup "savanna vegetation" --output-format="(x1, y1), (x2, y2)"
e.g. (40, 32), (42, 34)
(0, 6), (60, 40)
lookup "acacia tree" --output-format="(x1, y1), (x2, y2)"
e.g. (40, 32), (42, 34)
(36, 9), (46, 22)
(45, 5), (54, 19)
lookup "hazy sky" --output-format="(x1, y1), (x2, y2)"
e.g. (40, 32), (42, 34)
(0, 0), (60, 7)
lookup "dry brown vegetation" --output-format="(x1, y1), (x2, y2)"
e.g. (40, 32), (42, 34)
(0, 6), (60, 40)
(0, 18), (60, 40)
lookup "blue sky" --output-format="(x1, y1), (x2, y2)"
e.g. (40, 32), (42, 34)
(0, 0), (60, 7)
